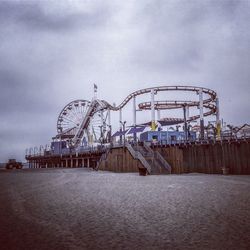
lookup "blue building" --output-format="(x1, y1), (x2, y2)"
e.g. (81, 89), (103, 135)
(51, 141), (68, 154)
(140, 130), (196, 144)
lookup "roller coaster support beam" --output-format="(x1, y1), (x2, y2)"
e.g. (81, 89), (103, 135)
(119, 109), (123, 144)
(133, 96), (137, 142)
(183, 104), (188, 142)
(120, 121), (126, 147)
(185, 105), (189, 140)
(157, 109), (161, 120)
(216, 97), (221, 139)
(186, 106), (189, 121)
(108, 108), (111, 143)
(151, 89), (156, 131)
(199, 88), (204, 140)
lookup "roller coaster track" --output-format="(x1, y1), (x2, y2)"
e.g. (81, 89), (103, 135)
(71, 86), (217, 147)
(102, 85), (217, 111)
(138, 101), (217, 122)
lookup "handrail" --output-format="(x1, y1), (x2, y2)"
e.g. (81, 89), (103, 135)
(143, 143), (154, 155)
(126, 144), (151, 173)
(133, 144), (153, 157)
(137, 153), (152, 174)
(154, 151), (172, 173)
(126, 143), (137, 158)
(143, 142), (171, 173)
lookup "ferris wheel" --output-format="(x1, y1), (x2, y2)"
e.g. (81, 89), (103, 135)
(56, 99), (109, 145)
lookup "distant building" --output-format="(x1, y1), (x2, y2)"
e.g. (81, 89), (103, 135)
(140, 130), (196, 144)
(51, 141), (68, 155)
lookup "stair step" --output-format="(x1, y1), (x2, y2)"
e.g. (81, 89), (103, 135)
(129, 144), (171, 175)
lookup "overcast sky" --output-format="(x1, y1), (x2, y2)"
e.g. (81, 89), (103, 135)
(0, 0), (249, 162)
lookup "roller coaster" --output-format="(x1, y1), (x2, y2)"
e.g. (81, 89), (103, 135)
(53, 85), (220, 150)
(25, 85), (250, 175)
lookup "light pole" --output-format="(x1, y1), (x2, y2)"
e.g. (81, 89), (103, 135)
(120, 121), (126, 147)
(227, 125), (234, 139)
(198, 88), (204, 140)
(188, 124), (192, 141)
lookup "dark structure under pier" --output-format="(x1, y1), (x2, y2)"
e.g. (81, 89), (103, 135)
(26, 150), (103, 169)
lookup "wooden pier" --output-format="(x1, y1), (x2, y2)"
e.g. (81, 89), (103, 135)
(154, 138), (250, 174)
(98, 139), (250, 175)
(26, 138), (250, 175)
(26, 150), (103, 169)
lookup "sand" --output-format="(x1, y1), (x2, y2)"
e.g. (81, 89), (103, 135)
(0, 168), (249, 250)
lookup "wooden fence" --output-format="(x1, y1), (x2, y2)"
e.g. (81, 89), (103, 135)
(156, 139), (250, 174)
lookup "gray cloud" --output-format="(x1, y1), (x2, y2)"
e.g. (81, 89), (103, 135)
(0, 0), (249, 162)
(130, 0), (250, 71)
(0, 1), (110, 32)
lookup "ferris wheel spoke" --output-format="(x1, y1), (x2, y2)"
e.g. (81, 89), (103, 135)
(57, 99), (108, 144)
(60, 122), (72, 127)
(72, 107), (83, 121)
(82, 106), (88, 116)
(67, 111), (79, 121)
(62, 116), (79, 126)
(72, 107), (84, 122)
(82, 104), (89, 115)
(61, 123), (74, 129)
(63, 116), (76, 124)
(66, 115), (77, 125)
(70, 107), (79, 118)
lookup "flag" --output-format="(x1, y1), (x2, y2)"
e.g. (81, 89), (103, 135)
(94, 84), (97, 92)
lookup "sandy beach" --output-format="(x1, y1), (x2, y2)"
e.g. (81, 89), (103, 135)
(0, 168), (249, 250)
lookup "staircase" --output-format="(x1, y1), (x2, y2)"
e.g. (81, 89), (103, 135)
(126, 143), (152, 175)
(144, 143), (171, 174)
(95, 147), (110, 171)
(127, 142), (171, 175)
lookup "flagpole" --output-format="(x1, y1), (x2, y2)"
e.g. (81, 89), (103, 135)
(93, 84), (97, 100)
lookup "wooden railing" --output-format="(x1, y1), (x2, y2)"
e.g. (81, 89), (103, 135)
(154, 151), (172, 173)
(143, 142), (171, 173)
(126, 143), (151, 174)
(95, 147), (110, 170)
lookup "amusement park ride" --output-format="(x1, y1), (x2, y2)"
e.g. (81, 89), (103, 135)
(51, 85), (220, 153)
(25, 84), (250, 174)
